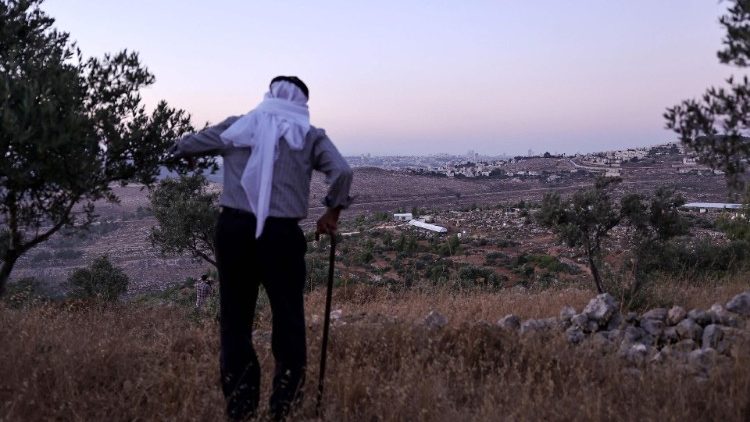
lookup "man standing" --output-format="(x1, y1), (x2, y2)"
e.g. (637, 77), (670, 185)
(194, 273), (215, 311)
(170, 76), (353, 420)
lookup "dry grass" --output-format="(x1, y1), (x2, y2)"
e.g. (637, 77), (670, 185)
(2, 283), (750, 421)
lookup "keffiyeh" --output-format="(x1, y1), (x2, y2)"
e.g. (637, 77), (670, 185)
(219, 81), (310, 238)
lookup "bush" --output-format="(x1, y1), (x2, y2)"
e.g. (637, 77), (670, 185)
(67, 256), (129, 301)
(2, 277), (46, 309)
(457, 265), (504, 288)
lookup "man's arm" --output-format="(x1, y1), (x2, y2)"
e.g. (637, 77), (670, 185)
(312, 130), (354, 238)
(170, 116), (240, 158)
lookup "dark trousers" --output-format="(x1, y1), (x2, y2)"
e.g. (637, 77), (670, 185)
(215, 208), (307, 420)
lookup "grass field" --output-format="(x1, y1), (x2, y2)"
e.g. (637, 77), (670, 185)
(2, 280), (750, 421)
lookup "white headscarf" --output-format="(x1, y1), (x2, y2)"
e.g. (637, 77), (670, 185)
(219, 80), (310, 238)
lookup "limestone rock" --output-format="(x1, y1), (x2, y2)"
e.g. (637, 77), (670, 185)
(424, 310), (448, 329)
(520, 318), (556, 335)
(676, 318), (703, 342)
(583, 293), (618, 327)
(688, 309), (712, 326)
(667, 306), (687, 326)
(606, 312), (624, 331)
(673, 339), (698, 353)
(688, 348), (717, 372)
(624, 343), (650, 364)
(559, 306), (576, 322)
(497, 314), (521, 331)
(642, 308), (668, 322)
(565, 326), (585, 344)
(640, 318), (665, 338)
(726, 291), (750, 316)
(664, 326), (680, 343)
(702, 324), (724, 350)
(623, 325), (646, 343)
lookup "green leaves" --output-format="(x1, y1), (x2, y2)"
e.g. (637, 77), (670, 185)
(0, 1), (214, 292)
(148, 175), (219, 266)
(67, 255), (129, 301)
(666, 1), (750, 193)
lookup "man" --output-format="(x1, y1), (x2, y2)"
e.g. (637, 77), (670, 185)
(170, 76), (353, 420)
(195, 273), (214, 310)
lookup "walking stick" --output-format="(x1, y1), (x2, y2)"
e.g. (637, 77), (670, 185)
(316, 234), (337, 415)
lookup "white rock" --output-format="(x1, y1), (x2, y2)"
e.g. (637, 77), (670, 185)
(565, 326), (585, 344)
(640, 318), (665, 338)
(676, 318), (703, 342)
(688, 309), (711, 326)
(702, 324), (723, 350)
(497, 314), (520, 330)
(423, 310), (448, 329)
(559, 306), (576, 322)
(583, 293), (618, 326)
(641, 308), (668, 322)
(330, 309), (343, 320)
(726, 291), (750, 316)
(667, 306), (687, 326)
(688, 348), (717, 371)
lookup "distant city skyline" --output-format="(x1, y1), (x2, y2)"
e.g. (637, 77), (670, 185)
(45, 1), (731, 156)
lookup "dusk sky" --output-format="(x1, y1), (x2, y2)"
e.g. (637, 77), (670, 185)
(46, 1), (733, 156)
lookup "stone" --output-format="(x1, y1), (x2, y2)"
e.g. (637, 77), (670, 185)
(726, 291), (750, 316)
(640, 318), (665, 338)
(664, 326), (680, 343)
(424, 310), (448, 329)
(520, 318), (557, 335)
(676, 318), (703, 342)
(606, 312), (624, 331)
(565, 326), (585, 344)
(673, 339), (698, 353)
(559, 306), (577, 322)
(709, 303), (739, 327)
(625, 312), (639, 324)
(687, 309), (712, 326)
(570, 313), (589, 330)
(623, 325), (646, 343)
(667, 306), (687, 326)
(624, 343), (649, 364)
(583, 293), (618, 327)
(497, 314), (520, 331)
(688, 348), (717, 372)
(330, 309), (343, 320)
(641, 308), (668, 322)
(591, 331), (613, 349)
(702, 324), (724, 350)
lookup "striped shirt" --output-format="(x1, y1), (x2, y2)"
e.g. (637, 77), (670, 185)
(174, 116), (353, 219)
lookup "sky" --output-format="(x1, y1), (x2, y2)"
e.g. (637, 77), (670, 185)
(44, 1), (737, 156)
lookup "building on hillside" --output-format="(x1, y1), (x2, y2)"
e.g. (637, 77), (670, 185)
(408, 220), (448, 233)
(393, 213), (413, 222)
(682, 202), (742, 214)
(605, 168), (621, 177)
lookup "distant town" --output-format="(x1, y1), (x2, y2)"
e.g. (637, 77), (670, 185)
(345, 142), (723, 179)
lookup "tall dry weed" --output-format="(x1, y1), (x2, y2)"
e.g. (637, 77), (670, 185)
(1, 285), (750, 421)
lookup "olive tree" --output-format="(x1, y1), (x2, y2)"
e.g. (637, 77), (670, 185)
(0, 0), (213, 294)
(665, 0), (750, 191)
(149, 175), (219, 267)
(537, 178), (621, 293)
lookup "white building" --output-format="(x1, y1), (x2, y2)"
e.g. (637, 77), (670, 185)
(408, 220), (448, 233)
(393, 213), (413, 221)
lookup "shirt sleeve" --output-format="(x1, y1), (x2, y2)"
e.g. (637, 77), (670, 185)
(312, 130), (354, 209)
(172, 116), (240, 157)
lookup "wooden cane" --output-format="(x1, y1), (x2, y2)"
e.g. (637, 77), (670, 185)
(316, 234), (336, 415)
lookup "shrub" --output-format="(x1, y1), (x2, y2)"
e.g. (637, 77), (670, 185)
(67, 256), (129, 301)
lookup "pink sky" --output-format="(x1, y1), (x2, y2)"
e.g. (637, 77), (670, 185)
(46, 1), (732, 155)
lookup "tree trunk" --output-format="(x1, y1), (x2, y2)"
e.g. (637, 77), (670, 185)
(0, 255), (18, 297)
(587, 250), (604, 294)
